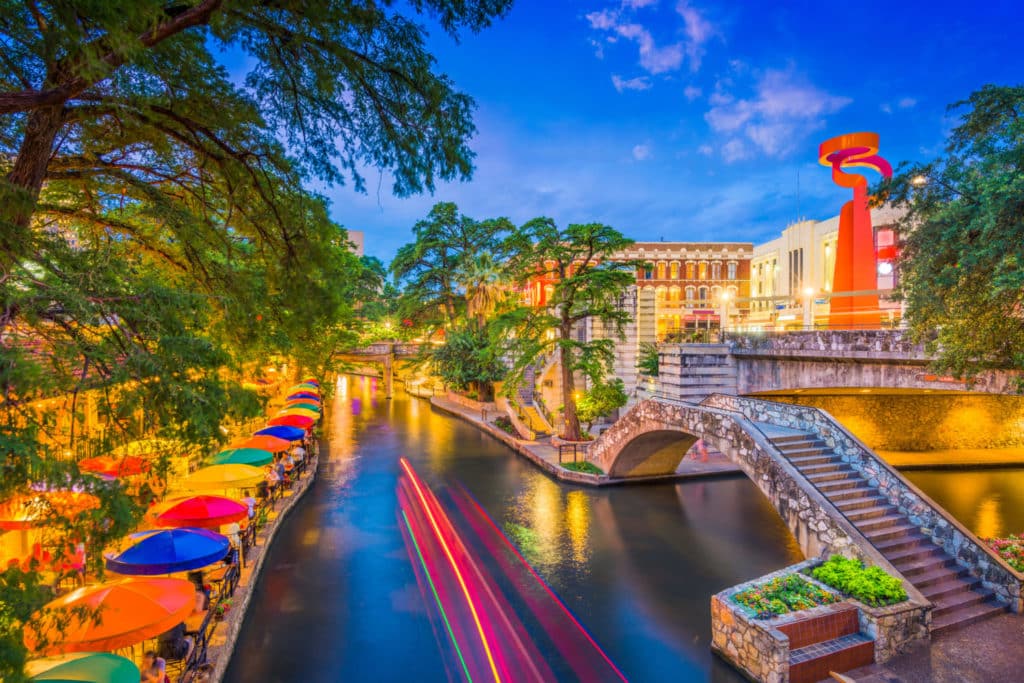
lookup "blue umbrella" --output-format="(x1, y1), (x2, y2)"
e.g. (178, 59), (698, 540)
(105, 528), (230, 575)
(286, 392), (320, 402)
(254, 425), (305, 441)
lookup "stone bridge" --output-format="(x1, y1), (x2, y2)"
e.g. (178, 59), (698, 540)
(335, 342), (422, 398)
(586, 395), (1022, 632)
(655, 331), (1022, 399)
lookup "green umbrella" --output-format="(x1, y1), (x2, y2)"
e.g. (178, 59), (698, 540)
(284, 401), (321, 412)
(212, 447), (274, 467)
(27, 652), (140, 683)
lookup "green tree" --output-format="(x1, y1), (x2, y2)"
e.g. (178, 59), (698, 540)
(498, 219), (637, 441)
(430, 326), (505, 400)
(638, 342), (660, 377)
(576, 378), (628, 431)
(881, 85), (1024, 387)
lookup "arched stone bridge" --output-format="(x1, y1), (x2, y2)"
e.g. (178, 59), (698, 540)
(335, 342), (422, 398)
(585, 395), (1022, 628)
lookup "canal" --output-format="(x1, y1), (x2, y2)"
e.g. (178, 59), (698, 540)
(224, 376), (1024, 682)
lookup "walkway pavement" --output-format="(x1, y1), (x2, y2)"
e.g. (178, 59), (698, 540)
(429, 395), (740, 480)
(880, 447), (1024, 469)
(848, 612), (1024, 682)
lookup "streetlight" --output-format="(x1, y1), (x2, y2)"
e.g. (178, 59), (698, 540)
(719, 290), (731, 337)
(910, 174), (928, 188)
(802, 287), (815, 330)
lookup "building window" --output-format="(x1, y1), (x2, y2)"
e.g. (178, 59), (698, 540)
(669, 286), (680, 302)
(788, 248), (804, 293)
(643, 267), (653, 280)
(698, 286), (708, 302)
(698, 261), (708, 280)
(711, 262), (722, 280)
(727, 262), (738, 280)
(685, 262), (695, 279)
(656, 286), (667, 302)
(670, 262), (679, 279)
(685, 286), (695, 301)
(656, 261), (666, 279)
(711, 285), (722, 300)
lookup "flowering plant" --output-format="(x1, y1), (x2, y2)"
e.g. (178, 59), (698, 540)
(213, 598), (233, 619)
(732, 574), (839, 618)
(985, 534), (1024, 572)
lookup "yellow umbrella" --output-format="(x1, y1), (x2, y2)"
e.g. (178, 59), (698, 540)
(178, 464), (263, 491)
(277, 408), (318, 420)
(108, 439), (181, 458)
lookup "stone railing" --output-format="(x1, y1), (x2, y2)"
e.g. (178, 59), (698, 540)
(494, 396), (536, 440)
(704, 393), (1024, 611)
(725, 329), (928, 360)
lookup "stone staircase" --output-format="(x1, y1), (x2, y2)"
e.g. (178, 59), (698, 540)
(767, 429), (1008, 635)
(521, 405), (550, 436)
(777, 604), (874, 683)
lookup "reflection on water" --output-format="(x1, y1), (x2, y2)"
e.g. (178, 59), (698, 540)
(904, 468), (1024, 538)
(222, 377), (802, 682)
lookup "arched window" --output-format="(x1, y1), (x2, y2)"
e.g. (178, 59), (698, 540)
(711, 262), (722, 279)
(655, 286), (667, 302)
(698, 262), (708, 280)
(728, 285), (739, 298)
(670, 262), (680, 279)
(656, 261), (666, 279)
(685, 286), (695, 301)
(727, 262), (738, 280)
(711, 285), (722, 300)
(698, 286), (708, 301)
(685, 262), (695, 279)
(669, 286), (681, 302)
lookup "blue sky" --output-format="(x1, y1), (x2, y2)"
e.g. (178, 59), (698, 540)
(230, 1), (1024, 261)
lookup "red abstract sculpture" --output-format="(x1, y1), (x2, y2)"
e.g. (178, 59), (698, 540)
(819, 132), (892, 329)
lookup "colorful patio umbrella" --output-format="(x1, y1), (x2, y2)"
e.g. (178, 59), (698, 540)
(106, 528), (229, 575)
(26, 652), (140, 683)
(277, 408), (319, 420)
(300, 377), (320, 385)
(24, 578), (195, 654)
(289, 384), (320, 394)
(150, 495), (247, 529)
(212, 447), (273, 467)
(0, 492), (101, 531)
(268, 414), (315, 429)
(254, 425), (305, 441)
(179, 464), (264, 491)
(233, 435), (291, 452)
(78, 455), (150, 478)
(283, 401), (320, 412)
(286, 392), (321, 402)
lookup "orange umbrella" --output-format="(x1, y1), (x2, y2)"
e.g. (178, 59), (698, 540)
(0, 492), (101, 531)
(233, 435), (291, 452)
(78, 455), (150, 478)
(24, 578), (195, 654)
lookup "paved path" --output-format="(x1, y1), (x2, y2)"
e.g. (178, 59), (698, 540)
(848, 612), (1024, 682)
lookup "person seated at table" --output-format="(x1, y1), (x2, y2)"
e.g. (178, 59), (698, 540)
(264, 464), (280, 490)
(273, 454), (286, 480)
(140, 651), (167, 683)
(292, 443), (306, 464)
(281, 451), (295, 473)
(241, 491), (257, 519)
(156, 622), (193, 663)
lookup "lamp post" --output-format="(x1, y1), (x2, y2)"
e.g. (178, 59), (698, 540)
(719, 290), (731, 339)
(803, 287), (815, 330)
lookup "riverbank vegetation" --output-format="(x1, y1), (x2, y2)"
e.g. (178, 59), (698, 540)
(809, 556), (908, 607)
(732, 574), (840, 618)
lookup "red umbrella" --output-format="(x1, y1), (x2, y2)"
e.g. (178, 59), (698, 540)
(268, 414), (315, 429)
(78, 455), (151, 478)
(149, 495), (247, 529)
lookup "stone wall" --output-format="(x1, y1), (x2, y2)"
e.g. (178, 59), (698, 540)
(705, 394), (1024, 611)
(656, 344), (738, 401)
(588, 398), (872, 560)
(762, 392), (1024, 451)
(711, 592), (789, 683)
(857, 597), (930, 663)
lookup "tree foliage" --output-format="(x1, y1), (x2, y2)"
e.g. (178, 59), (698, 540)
(881, 85), (1024, 387)
(576, 378), (628, 430)
(430, 325), (505, 399)
(497, 219), (637, 440)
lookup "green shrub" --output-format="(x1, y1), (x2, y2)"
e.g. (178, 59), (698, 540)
(562, 461), (604, 475)
(732, 574), (839, 618)
(810, 555), (907, 607)
(493, 416), (518, 436)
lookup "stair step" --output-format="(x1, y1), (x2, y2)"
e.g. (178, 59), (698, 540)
(830, 487), (876, 502)
(931, 599), (1006, 635)
(799, 462), (849, 475)
(872, 533), (932, 553)
(920, 576), (981, 601)
(861, 519), (918, 539)
(884, 544), (946, 565)
(890, 555), (956, 578)
(788, 633), (874, 683)
(816, 479), (872, 494)
(806, 469), (860, 484)
(910, 565), (970, 589)
(835, 494), (890, 511)
(788, 453), (837, 467)
(770, 434), (816, 445)
(931, 588), (991, 618)
(783, 446), (833, 458)
(845, 504), (899, 522)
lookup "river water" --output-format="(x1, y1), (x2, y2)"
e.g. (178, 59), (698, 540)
(223, 376), (1024, 683)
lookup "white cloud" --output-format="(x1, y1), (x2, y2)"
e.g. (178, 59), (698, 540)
(898, 97), (917, 109)
(676, 1), (715, 69)
(589, 38), (605, 59)
(585, 1), (717, 78)
(684, 85), (702, 101)
(880, 103), (893, 114)
(697, 144), (714, 156)
(705, 68), (850, 162)
(612, 74), (653, 92)
(632, 143), (652, 161)
(721, 138), (748, 163)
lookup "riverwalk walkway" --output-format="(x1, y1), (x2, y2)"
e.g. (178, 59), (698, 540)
(427, 394), (740, 484)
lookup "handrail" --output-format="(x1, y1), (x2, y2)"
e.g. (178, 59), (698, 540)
(703, 393), (1024, 597)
